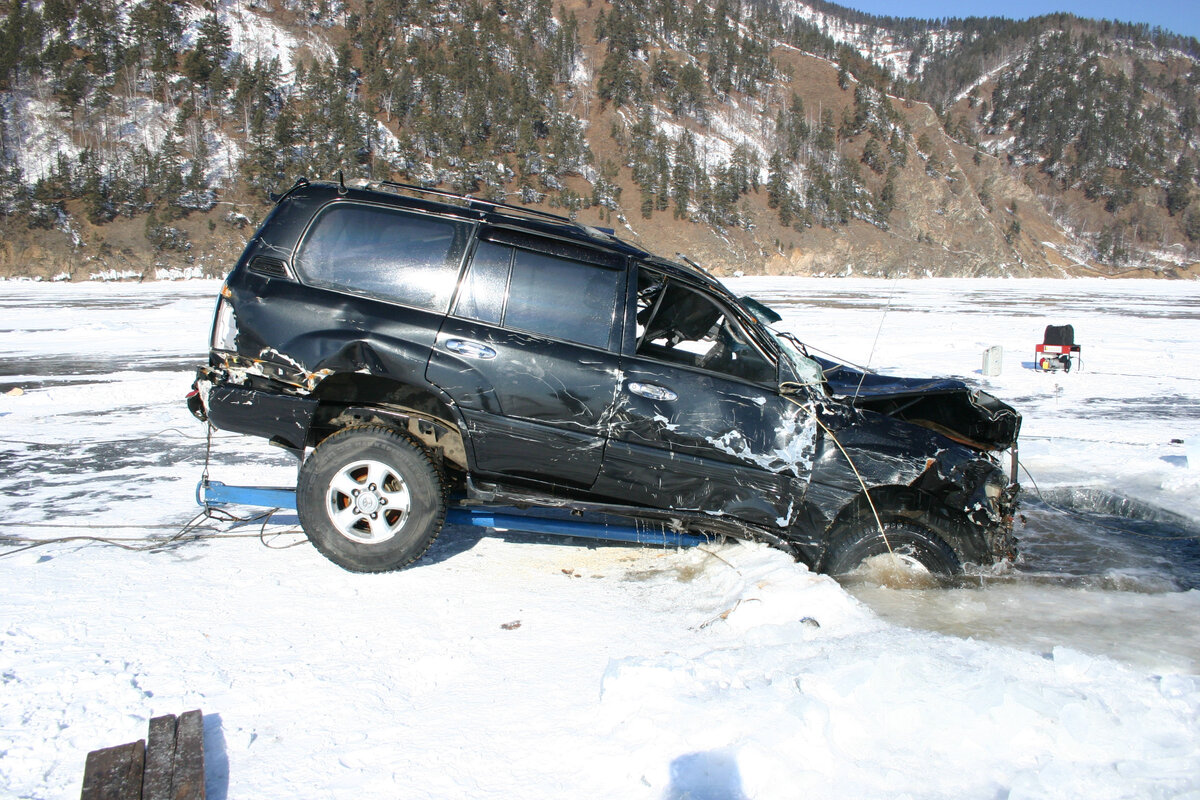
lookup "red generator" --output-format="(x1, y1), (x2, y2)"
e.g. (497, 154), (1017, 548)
(1036, 324), (1081, 372)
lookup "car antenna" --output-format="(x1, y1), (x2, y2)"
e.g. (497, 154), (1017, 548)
(853, 277), (898, 401)
(337, 170), (347, 195)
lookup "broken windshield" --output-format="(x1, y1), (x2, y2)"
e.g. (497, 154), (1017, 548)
(738, 296), (825, 387)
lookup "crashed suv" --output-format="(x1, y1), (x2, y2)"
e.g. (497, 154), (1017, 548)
(191, 178), (1020, 575)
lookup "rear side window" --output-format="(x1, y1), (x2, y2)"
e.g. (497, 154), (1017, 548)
(454, 242), (622, 349)
(293, 203), (471, 312)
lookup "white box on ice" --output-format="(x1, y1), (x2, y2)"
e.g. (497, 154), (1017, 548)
(982, 345), (1003, 376)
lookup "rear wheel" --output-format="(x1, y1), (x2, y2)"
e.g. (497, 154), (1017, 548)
(297, 425), (445, 572)
(823, 520), (961, 578)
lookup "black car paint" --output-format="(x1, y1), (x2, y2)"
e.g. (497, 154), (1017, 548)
(203, 384), (317, 450)
(196, 180), (1020, 571)
(427, 319), (622, 487)
(601, 358), (811, 528)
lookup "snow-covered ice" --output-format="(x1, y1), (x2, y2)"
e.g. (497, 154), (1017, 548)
(2, 278), (1199, 799)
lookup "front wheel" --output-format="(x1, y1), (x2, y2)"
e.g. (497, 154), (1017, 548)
(822, 520), (961, 578)
(297, 425), (446, 572)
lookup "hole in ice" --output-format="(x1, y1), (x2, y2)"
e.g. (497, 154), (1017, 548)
(1016, 486), (1200, 592)
(843, 486), (1200, 672)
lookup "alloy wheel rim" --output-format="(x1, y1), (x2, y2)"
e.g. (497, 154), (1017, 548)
(324, 459), (412, 544)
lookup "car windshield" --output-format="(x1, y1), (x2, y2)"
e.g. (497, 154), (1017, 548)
(739, 296), (825, 387)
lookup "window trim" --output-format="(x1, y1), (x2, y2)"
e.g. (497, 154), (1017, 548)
(478, 225), (627, 270)
(449, 238), (514, 328)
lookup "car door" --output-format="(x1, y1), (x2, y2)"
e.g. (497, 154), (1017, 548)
(592, 266), (815, 528)
(425, 232), (625, 489)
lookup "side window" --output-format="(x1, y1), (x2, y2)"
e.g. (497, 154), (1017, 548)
(635, 269), (774, 383)
(454, 242), (622, 350)
(293, 203), (471, 312)
(506, 249), (621, 349)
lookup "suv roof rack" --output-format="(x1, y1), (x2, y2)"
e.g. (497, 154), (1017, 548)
(349, 178), (579, 228)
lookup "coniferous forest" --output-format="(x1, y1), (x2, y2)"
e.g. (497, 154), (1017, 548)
(0, 0), (1197, 278)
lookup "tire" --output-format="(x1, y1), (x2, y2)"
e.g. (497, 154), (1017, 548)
(297, 425), (446, 572)
(823, 520), (962, 577)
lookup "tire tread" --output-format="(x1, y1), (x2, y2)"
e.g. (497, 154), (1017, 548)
(298, 424), (446, 572)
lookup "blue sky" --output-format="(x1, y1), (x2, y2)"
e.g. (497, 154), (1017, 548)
(833, 0), (1200, 41)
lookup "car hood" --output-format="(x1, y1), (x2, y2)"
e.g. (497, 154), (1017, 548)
(816, 358), (1021, 451)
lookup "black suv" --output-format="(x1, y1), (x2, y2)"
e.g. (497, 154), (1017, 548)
(191, 178), (1020, 575)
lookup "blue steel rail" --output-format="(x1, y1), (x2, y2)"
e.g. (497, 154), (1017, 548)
(196, 480), (708, 548)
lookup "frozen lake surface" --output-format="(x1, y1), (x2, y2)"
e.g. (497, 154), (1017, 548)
(2, 278), (1199, 799)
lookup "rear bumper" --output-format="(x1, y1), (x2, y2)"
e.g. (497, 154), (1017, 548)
(198, 377), (317, 451)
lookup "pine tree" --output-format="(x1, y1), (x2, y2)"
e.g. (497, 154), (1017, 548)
(766, 150), (794, 226)
(1005, 218), (1022, 244)
(671, 132), (696, 220)
(183, 7), (231, 89)
(78, 148), (111, 224)
(815, 109), (836, 152)
(129, 0), (183, 87)
(1184, 208), (1200, 243)
(877, 166), (898, 221)
(887, 128), (907, 166)
(861, 136), (885, 174)
(597, 47), (639, 109)
(640, 186), (654, 219)
(77, 0), (121, 77)
(1166, 156), (1194, 216)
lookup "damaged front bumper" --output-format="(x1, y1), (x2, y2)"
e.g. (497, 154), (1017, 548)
(965, 463), (1020, 564)
(936, 449), (1020, 566)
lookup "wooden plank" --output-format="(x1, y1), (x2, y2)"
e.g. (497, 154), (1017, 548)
(80, 740), (145, 800)
(170, 709), (206, 800)
(142, 714), (179, 800)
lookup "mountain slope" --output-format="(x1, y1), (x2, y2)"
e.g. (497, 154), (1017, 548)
(0, 0), (1196, 279)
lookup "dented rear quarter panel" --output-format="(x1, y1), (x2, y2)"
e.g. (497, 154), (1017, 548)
(226, 272), (445, 388)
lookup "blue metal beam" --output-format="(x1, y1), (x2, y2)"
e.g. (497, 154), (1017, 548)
(196, 480), (706, 548)
(444, 508), (708, 548)
(197, 480), (298, 509)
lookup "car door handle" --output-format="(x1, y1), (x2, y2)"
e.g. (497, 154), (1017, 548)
(627, 381), (677, 402)
(444, 338), (497, 360)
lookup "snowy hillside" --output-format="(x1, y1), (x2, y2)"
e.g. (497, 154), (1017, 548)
(2, 0), (1198, 280)
(778, 0), (961, 77)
